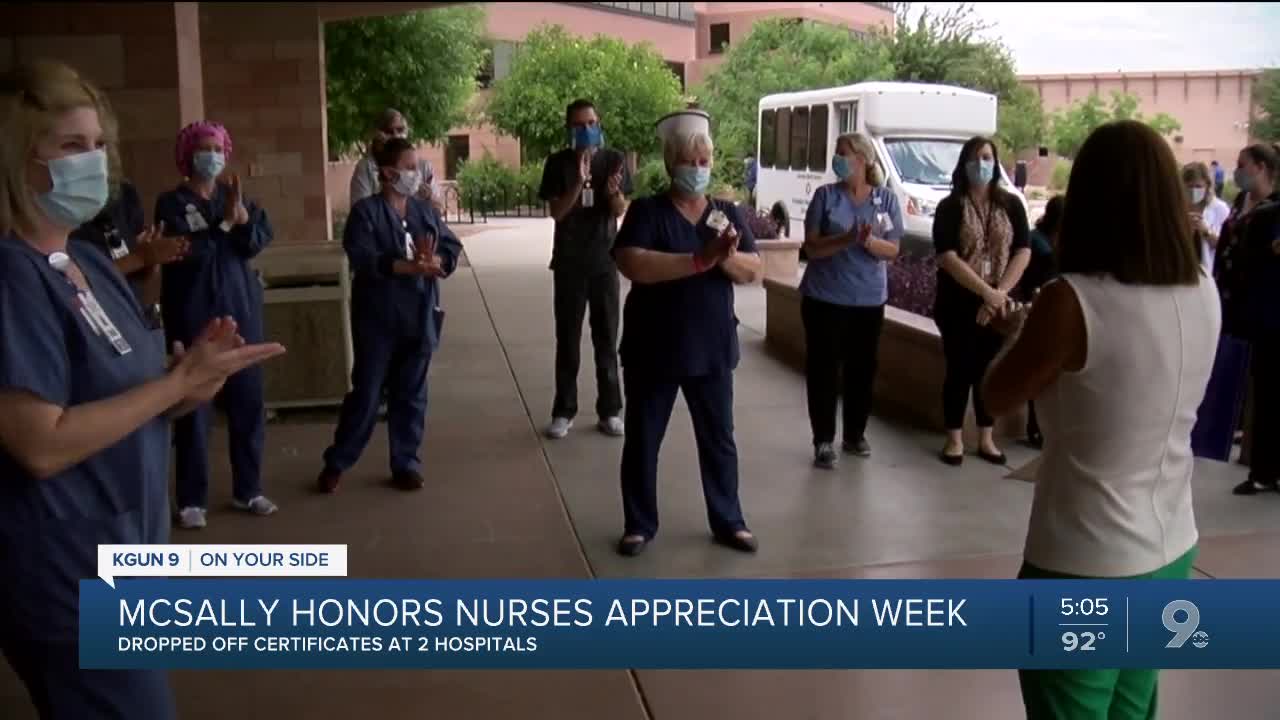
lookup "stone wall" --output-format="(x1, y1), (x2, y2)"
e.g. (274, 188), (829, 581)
(199, 2), (330, 245)
(0, 2), (205, 217)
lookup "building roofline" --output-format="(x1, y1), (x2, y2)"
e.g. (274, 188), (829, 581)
(1018, 68), (1265, 81)
(564, 2), (695, 26)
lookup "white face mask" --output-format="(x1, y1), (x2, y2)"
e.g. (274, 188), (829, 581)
(1189, 187), (1206, 205)
(391, 169), (421, 196)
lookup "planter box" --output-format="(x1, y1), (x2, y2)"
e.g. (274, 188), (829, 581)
(755, 239), (802, 283)
(764, 277), (1026, 443)
(253, 243), (353, 409)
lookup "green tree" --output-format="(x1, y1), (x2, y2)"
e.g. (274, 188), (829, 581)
(878, 3), (1045, 154)
(325, 7), (487, 158)
(485, 24), (684, 161)
(694, 18), (895, 190)
(1049, 91), (1182, 158)
(1249, 68), (1280, 142)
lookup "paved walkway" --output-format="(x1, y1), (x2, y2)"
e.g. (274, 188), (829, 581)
(4, 218), (1277, 719)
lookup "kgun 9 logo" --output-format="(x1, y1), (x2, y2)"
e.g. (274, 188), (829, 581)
(1162, 600), (1210, 649)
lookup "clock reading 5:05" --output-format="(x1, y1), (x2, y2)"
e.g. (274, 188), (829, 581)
(1060, 599), (1110, 616)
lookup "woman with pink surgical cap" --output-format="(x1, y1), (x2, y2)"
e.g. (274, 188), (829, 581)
(155, 121), (278, 530)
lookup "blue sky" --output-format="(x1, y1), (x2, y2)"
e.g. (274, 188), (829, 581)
(911, 2), (1279, 74)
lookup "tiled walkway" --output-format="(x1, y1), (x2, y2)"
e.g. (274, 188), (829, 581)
(3, 218), (1277, 719)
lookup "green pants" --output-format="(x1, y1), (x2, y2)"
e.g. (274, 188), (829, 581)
(1018, 546), (1198, 720)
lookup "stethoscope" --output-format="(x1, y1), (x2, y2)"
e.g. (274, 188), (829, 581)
(48, 250), (132, 355)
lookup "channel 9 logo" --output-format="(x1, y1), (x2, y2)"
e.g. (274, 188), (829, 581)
(1162, 600), (1210, 649)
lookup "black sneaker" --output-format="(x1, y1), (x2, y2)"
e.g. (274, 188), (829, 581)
(813, 443), (838, 469)
(1233, 478), (1278, 495)
(843, 437), (871, 457)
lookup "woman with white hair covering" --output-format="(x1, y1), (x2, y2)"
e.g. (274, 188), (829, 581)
(611, 110), (763, 557)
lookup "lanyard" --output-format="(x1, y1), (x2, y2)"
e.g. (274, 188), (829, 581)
(48, 251), (132, 356)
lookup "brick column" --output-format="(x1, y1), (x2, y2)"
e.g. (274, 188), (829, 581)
(199, 2), (331, 245)
(0, 2), (204, 217)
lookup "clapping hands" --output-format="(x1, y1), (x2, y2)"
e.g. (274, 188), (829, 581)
(138, 221), (190, 266)
(220, 172), (250, 226)
(170, 317), (286, 405)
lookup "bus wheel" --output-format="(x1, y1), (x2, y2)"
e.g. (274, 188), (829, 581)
(770, 204), (789, 238)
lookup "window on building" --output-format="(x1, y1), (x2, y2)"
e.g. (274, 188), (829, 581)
(775, 108), (792, 170)
(476, 41), (517, 89)
(808, 104), (829, 172)
(760, 109), (776, 167)
(790, 105), (809, 170)
(592, 1), (694, 21)
(709, 23), (730, 54)
(446, 135), (470, 180)
(666, 61), (685, 91)
(835, 101), (858, 134)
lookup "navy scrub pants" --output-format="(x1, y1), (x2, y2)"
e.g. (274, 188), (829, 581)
(2, 639), (175, 720)
(620, 369), (747, 539)
(323, 328), (432, 475)
(174, 364), (265, 509)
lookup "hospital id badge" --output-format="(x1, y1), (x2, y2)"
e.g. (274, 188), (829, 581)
(81, 291), (132, 355)
(106, 231), (129, 260)
(581, 185), (594, 208)
(185, 204), (209, 232)
(981, 259), (992, 281)
(404, 231), (416, 260)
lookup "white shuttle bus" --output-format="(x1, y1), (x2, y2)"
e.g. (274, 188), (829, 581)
(754, 81), (1026, 253)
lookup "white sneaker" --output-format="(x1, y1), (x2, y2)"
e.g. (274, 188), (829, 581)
(598, 416), (624, 437)
(233, 496), (278, 516)
(545, 417), (573, 439)
(177, 507), (207, 529)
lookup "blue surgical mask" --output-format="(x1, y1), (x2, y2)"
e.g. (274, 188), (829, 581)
(1234, 167), (1254, 193)
(967, 159), (995, 185)
(192, 150), (226, 180)
(832, 155), (851, 180)
(673, 165), (711, 195)
(36, 148), (110, 228)
(569, 124), (603, 150)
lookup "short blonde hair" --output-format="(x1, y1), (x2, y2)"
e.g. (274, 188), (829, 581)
(0, 60), (118, 236)
(663, 131), (714, 174)
(835, 132), (885, 187)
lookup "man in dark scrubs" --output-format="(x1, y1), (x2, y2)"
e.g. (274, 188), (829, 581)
(539, 99), (632, 440)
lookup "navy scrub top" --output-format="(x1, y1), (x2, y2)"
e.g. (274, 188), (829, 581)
(344, 193), (463, 351)
(0, 235), (169, 645)
(613, 195), (756, 378)
(155, 184), (272, 346)
(70, 181), (162, 329)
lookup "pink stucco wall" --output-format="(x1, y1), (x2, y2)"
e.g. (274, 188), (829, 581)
(1022, 70), (1260, 167)
(485, 2), (693, 61)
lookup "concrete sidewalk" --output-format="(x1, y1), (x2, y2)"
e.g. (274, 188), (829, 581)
(4, 217), (1277, 719)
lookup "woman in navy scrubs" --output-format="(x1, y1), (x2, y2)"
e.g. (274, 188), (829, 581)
(156, 121), (278, 529)
(318, 137), (462, 492)
(71, 179), (189, 334)
(0, 60), (284, 720)
(612, 110), (763, 557)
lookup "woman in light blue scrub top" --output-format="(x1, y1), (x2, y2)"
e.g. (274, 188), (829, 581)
(799, 132), (904, 470)
(0, 60), (284, 720)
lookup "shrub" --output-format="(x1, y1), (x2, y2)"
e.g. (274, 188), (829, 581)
(456, 155), (519, 214)
(1049, 158), (1072, 191)
(747, 209), (780, 240)
(886, 252), (937, 319)
(1221, 179), (1240, 205)
(631, 156), (668, 199)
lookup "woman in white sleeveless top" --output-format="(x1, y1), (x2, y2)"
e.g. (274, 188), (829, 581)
(983, 120), (1220, 720)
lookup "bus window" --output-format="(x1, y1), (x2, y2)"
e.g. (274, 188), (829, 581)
(836, 101), (857, 134)
(790, 105), (809, 170)
(776, 108), (791, 170)
(760, 109), (776, 167)
(808, 104), (828, 172)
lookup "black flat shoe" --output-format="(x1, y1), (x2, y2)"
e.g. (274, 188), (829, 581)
(977, 449), (1008, 466)
(714, 532), (759, 554)
(617, 536), (649, 557)
(1233, 478), (1279, 496)
(392, 470), (424, 491)
(940, 451), (964, 466)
